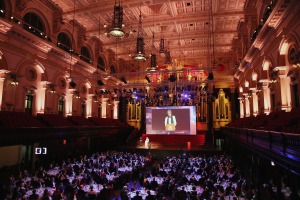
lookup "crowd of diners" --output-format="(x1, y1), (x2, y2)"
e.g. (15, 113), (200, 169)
(0, 151), (146, 200)
(0, 151), (299, 200)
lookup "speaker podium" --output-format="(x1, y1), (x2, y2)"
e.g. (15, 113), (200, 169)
(165, 124), (175, 131)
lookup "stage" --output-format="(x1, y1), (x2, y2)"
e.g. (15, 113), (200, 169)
(118, 133), (222, 156)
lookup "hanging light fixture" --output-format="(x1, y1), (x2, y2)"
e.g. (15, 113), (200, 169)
(104, 0), (126, 38)
(149, 32), (157, 71)
(158, 26), (166, 54)
(207, 0), (214, 81)
(159, 38), (165, 54)
(133, 6), (146, 61)
(149, 54), (157, 71)
(165, 51), (172, 64)
(68, 0), (76, 88)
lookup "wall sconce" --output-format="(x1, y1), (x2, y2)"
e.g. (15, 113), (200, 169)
(70, 80), (77, 88)
(93, 96), (98, 102)
(48, 83), (56, 93)
(9, 73), (19, 85)
(74, 90), (80, 99)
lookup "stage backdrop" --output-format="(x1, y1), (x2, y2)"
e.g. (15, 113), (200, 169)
(146, 106), (196, 135)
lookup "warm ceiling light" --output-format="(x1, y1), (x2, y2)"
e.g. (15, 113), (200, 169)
(150, 54), (157, 68)
(148, 67), (157, 72)
(134, 54), (147, 61)
(133, 9), (146, 61)
(105, 0), (127, 38)
(159, 38), (166, 54)
(164, 51), (172, 64)
(109, 27), (125, 38)
(133, 37), (146, 61)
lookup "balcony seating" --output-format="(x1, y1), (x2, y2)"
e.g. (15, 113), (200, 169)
(67, 116), (95, 126)
(37, 114), (75, 127)
(227, 109), (300, 134)
(89, 117), (129, 127)
(0, 111), (130, 128)
(0, 111), (46, 127)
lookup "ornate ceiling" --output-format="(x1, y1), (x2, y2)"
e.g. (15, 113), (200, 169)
(49, 0), (258, 87)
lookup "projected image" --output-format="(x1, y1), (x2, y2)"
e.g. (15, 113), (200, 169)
(146, 106), (196, 135)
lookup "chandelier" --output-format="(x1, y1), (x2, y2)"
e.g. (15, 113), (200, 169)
(149, 32), (157, 71)
(133, 9), (146, 61)
(164, 51), (172, 64)
(104, 0), (126, 38)
(159, 38), (166, 54)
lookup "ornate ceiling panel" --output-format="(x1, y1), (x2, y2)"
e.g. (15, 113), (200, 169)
(50, 0), (257, 79)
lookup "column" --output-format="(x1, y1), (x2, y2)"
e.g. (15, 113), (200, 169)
(35, 81), (47, 114)
(261, 81), (271, 114)
(86, 94), (93, 118)
(278, 72), (292, 111)
(244, 96), (250, 117)
(117, 96), (126, 122)
(113, 100), (119, 119)
(230, 87), (236, 121)
(252, 92), (258, 116)
(101, 98), (108, 118)
(207, 97), (213, 133)
(207, 85), (214, 134)
(65, 86), (74, 117)
(0, 76), (5, 111)
(239, 98), (244, 118)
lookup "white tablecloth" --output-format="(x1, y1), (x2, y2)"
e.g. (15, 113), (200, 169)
(129, 189), (155, 200)
(82, 184), (103, 194)
(177, 185), (202, 195)
(26, 187), (55, 197)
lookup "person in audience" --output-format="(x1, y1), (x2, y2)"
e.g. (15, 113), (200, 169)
(52, 187), (63, 200)
(99, 184), (110, 199)
(87, 185), (97, 200)
(190, 186), (198, 200)
(69, 188), (79, 200)
(41, 189), (51, 200)
(19, 182), (27, 197)
(176, 186), (187, 199)
(77, 185), (86, 200)
(146, 190), (155, 200)
(28, 189), (39, 200)
(132, 191), (142, 200)
(120, 185), (129, 200)
(150, 177), (158, 190)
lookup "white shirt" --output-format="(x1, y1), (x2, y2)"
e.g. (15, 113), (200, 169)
(165, 115), (177, 126)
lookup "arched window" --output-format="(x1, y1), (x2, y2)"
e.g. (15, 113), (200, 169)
(0, 1), (5, 18)
(80, 46), (91, 63)
(97, 57), (106, 71)
(57, 32), (72, 53)
(23, 12), (45, 39)
(110, 65), (117, 74)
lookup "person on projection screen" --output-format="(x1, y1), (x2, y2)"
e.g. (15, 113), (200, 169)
(164, 109), (177, 131)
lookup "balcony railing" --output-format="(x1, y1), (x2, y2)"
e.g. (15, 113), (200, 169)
(222, 126), (300, 175)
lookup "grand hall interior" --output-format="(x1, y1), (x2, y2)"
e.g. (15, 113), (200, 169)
(0, 0), (299, 199)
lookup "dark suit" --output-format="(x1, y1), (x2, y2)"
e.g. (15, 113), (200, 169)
(132, 194), (142, 200)
(29, 193), (39, 200)
(146, 194), (155, 200)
